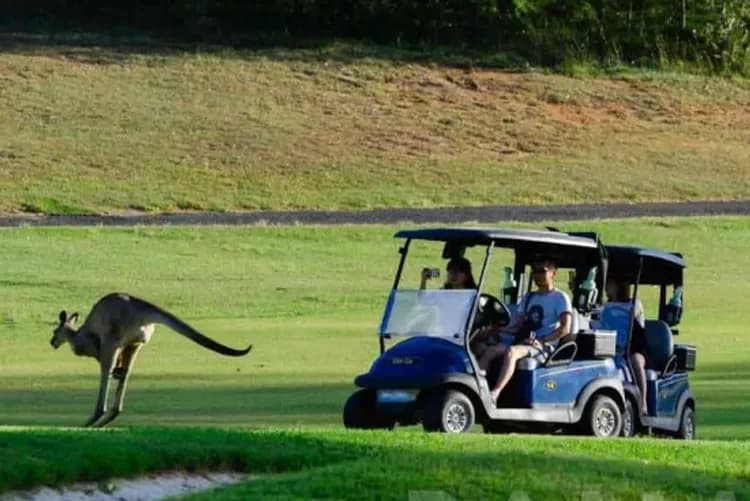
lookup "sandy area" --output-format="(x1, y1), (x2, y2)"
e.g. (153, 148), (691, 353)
(0, 471), (247, 501)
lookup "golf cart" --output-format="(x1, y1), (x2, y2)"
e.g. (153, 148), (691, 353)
(603, 245), (696, 439)
(343, 227), (626, 436)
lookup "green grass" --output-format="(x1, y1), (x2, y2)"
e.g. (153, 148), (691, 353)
(1, 217), (749, 439)
(2, 218), (750, 498)
(0, 42), (749, 214)
(0, 427), (748, 499)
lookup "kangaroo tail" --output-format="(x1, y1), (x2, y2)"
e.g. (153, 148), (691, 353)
(138, 298), (252, 357)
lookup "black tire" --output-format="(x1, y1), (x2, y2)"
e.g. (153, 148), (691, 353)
(423, 390), (475, 433)
(583, 395), (623, 438)
(343, 389), (395, 430)
(675, 406), (696, 440)
(621, 399), (636, 438)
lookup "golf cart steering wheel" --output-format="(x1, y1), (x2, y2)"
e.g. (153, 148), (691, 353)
(471, 293), (512, 334)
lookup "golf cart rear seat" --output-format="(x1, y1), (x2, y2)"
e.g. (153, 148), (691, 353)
(644, 320), (676, 374)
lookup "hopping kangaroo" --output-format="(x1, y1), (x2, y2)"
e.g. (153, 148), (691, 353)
(50, 293), (252, 427)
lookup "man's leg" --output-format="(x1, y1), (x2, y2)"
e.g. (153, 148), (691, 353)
(630, 352), (648, 414)
(490, 345), (533, 404)
(478, 344), (508, 371)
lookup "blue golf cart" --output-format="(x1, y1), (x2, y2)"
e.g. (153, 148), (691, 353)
(343, 227), (627, 436)
(603, 245), (696, 439)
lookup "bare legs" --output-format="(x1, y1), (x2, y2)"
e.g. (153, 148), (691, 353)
(476, 344), (508, 372)
(490, 345), (533, 404)
(630, 352), (648, 414)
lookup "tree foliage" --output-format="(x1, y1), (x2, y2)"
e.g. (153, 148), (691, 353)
(6, 0), (750, 74)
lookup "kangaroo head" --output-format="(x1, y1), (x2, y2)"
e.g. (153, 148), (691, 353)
(51, 310), (79, 349)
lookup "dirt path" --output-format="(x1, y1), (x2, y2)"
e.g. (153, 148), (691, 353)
(0, 200), (748, 228)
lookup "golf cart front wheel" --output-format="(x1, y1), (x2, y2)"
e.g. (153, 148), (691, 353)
(675, 406), (696, 440)
(584, 395), (623, 437)
(343, 389), (395, 430)
(423, 389), (475, 433)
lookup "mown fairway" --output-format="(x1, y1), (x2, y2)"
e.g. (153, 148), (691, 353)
(1, 217), (750, 499)
(1, 216), (749, 438)
(0, 42), (749, 214)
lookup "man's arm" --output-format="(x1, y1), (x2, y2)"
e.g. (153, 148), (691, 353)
(542, 312), (572, 344)
(498, 313), (525, 334)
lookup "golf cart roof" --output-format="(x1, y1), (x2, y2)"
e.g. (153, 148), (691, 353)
(605, 245), (685, 285)
(394, 227), (604, 268)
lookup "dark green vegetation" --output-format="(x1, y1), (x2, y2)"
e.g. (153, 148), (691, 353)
(0, 43), (748, 214)
(6, 1), (750, 74)
(1, 427), (749, 499)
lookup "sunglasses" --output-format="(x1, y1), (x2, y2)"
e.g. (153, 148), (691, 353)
(531, 266), (552, 273)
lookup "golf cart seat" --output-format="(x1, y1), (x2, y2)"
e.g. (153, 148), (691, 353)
(644, 320), (674, 371)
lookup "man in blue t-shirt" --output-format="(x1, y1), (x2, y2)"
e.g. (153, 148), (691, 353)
(489, 256), (573, 405)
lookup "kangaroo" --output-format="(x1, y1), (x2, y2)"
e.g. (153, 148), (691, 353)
(50, 293), (252, 427)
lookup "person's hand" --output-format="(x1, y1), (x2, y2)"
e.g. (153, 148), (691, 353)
(421, 268), (432, 281)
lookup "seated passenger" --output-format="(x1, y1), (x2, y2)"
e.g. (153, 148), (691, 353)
(600, 277), (648, 414)
(420, 256), (477, 290)
(486, 256), (573, 404)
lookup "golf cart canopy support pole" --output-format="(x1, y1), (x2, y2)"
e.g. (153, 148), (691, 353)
(381, 238), (411, 354)
(392, 238), (411, 290)
(626, 256), (644, 359)
(464, 241), (495, 382)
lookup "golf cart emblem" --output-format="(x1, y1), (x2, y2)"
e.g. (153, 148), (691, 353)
(544, 379), (557, 391)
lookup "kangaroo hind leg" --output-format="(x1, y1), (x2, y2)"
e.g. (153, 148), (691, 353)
(84, 344), (120, 427)
(94, 343), (143, 428)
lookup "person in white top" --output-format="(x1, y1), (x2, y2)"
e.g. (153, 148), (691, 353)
(600, 277), (648, 414)
(488, 256), (573, 405)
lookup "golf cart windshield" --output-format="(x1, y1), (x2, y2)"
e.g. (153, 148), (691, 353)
(379, 289), (477, 340)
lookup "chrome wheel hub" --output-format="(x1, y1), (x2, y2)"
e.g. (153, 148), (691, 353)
(445, 403), (468, 433)
(595, 407), (617, 436)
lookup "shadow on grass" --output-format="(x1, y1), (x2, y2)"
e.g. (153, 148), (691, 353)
(229, 441), (750, 500)
(0, 379), (354, 427)
(0, 31), (528, 70)
(2, 427), (748, 499)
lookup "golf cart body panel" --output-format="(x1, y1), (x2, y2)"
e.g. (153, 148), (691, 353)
(356, 337), (475, 388)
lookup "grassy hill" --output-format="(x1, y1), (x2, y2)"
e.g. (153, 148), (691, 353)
(0, 41), (748, 215)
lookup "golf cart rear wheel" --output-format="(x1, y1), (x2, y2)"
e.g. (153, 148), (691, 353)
(675, 406), (696, 440)
(343, 389), (395, 430)
(621, 399), (636, 437)
(423, 390), (475, 433)
(584, 395), (623, 437)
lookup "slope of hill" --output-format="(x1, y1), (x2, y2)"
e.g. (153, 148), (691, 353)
(1, 42), (748, 214)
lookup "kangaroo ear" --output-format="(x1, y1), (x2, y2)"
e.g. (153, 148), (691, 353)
(58, 310), (67, 324)
(69, 312), (79, 326)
